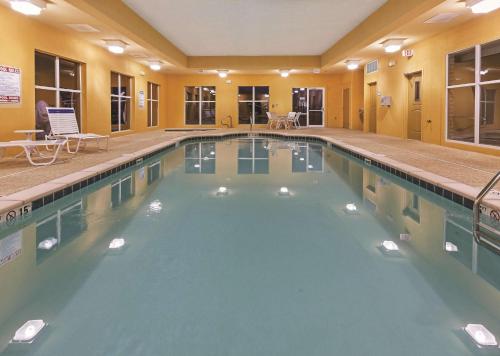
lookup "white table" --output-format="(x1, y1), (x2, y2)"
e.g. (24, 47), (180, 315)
(13, 130), (46, 158)
(14, 129), (45, 141)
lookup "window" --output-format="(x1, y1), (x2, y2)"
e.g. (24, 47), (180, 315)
(185, 86), (216, 125)
(291, 143), (324, 173)
(403, 192), (420, 223)
(36, 200), (87, 264)
(237, 138), (269, 174)
(35, 52), (82, 129)
(111, 175), (134, 207)
(414, 81), (421, 102)
(447, 39), (500, 147)
(147, 161), (161, 185)
(184, 142), (216, 173)
(238, 86), (269, 124)
(111, 72), (132, 132)
(147, 82), (159, 127)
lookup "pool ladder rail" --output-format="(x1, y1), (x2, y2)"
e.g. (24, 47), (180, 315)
(473, 171), (500, 254)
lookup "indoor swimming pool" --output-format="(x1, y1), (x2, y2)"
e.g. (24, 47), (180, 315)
(0, 137), (498, 355)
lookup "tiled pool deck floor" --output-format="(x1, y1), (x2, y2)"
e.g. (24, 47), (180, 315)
(1, 128), (500, 214)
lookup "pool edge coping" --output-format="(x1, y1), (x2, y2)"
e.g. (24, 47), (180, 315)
(0, 130), (499, 220)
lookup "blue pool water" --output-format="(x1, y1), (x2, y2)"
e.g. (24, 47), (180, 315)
(0, 137), (498, 355)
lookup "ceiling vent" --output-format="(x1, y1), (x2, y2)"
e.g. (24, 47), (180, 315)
(424, 13), (460, 24)
(66, 24), (99, 32)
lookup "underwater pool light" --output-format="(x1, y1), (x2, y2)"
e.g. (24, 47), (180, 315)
(37, 237), (58, 250)
(445, 241), (458, 252)
(148, 200), (162, 213)
(382, 240), (399, 251)
(217, 186), (228, 195)
(109, 238), (125, 250)
(464, 324), (498, 347)
(345, 203), (357, 212)
(279, 187), (289, 196)
(11, 320), (46, 344)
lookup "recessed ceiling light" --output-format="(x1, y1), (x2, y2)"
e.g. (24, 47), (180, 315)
(217, 70), (228, 78)
(345, 60), (360, 70)
(382, 39), (405, 53)
(279, 69), (290, 78)
(10, 0), (46, 15)
(149, 61), (162, 71)
(466, 0), (500, 13)
(104, 40), (127, 54)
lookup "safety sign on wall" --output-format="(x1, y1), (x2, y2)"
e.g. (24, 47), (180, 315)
(0, 65), (21, 104)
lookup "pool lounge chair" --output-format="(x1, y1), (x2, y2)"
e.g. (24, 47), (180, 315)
(47, 107), (109, 154)
(0, 139), (67, 166)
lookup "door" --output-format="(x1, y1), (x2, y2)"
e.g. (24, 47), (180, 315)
(342, 88), (350, 129)
(368, 83), (377, 133)
(407, 72), (422, 140)
(292, 88), (325, 127)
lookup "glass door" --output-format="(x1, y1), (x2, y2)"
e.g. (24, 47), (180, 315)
(308, 88), (324, 127)
(292, 88), (325, 127)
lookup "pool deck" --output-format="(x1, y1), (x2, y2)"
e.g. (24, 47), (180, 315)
(1, 128), (500, 214)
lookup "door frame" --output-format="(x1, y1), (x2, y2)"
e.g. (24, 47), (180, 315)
(404, 70), (424, 140)
(307, 87), (325, 128)
(342, 87), (351, 129)
(292, 87), (325, 127)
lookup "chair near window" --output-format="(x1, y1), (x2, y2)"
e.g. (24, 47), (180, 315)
(266, 112), (278, 129)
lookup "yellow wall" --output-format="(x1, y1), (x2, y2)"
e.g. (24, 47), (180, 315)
(0, 5), (168, 142)
(164, 73), (363, 129)
(363, 10), (500, 155)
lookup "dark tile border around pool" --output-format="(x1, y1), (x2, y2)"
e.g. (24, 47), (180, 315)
(5, 131), (476, 215)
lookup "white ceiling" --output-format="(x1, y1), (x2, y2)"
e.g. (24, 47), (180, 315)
(123, 0), (387, 56)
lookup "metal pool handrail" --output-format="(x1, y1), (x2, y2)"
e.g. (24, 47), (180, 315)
(473, 171), (500, 254)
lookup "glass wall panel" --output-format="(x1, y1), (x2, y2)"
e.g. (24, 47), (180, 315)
(35, 52), (56, 87)
(59, 58), (79, 90)
(481, 39), (500, 83)
(447, 87), (475, 142)
(479, 83), (500, 146)
(448, 47), (475, 86)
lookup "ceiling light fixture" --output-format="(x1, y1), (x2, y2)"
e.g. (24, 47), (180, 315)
(149, 61), (162, 71)
(346, 60), (360, 70)
(279, 69), (290, 78)
(382, 39), (405, 53)
(466, 0), (500, 13)
(217, 70), (228, 78)
(10, 0), (46, 15)
(104, 40), (127, 54)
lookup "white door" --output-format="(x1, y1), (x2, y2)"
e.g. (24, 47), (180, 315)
(292, 88), (325, 127)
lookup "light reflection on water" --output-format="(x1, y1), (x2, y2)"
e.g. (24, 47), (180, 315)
(0, 138), (498, 356)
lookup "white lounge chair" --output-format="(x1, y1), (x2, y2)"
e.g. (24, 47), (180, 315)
(266, 112), (278, 129)
(47, 107), (109, 154)
(0, 139), (67, 166)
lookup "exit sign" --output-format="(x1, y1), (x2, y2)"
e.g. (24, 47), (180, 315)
(402, 49), (414, 57)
